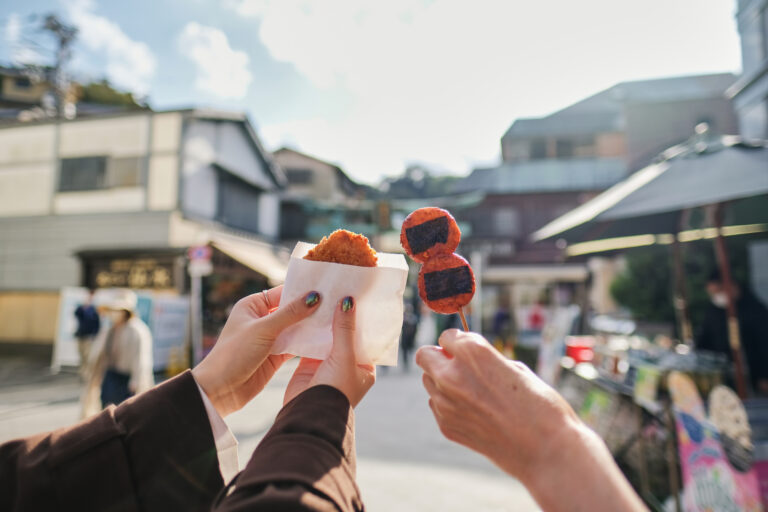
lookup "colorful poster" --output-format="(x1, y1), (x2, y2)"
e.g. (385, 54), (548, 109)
(633, 365), (661, 410)
(579, 388), (614, 433)
(149, 296), (189, 371)
(668, 372), (763, 512)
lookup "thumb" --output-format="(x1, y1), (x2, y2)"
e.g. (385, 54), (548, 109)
(328, 296), (356, 367)
(259, 291), (321, 339)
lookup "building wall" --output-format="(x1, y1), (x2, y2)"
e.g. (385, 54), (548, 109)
(0, 75), (50, 104)
(624, 97), (739, 170)
(148, 112), (182, 210)
(0, 291), (60, 343)
(273, 150), (342, 201)
(0, 123), (57, 217)
(181, 118), (279, 238)
(0, 212), (172, 291)
(734, 0), (768, 138)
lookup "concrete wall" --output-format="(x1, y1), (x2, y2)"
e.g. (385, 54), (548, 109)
(0, 291), (59, 343)
(0, 212), (172, 291)
(624, 97), (739, 170)
(181, 118), (280, 238)
(273, 149), (342, 201)
(0, 123), (56, 217)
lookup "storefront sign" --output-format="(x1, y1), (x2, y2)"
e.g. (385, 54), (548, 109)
(88, 257), (176, 290)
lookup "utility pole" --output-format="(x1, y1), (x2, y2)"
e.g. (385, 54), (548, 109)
(41, 14), (77, 119)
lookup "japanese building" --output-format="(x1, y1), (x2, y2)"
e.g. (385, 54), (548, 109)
(0, 108), (288, 355)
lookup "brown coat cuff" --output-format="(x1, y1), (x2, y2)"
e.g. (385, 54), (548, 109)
(115, 369), (223, 510)
(222, 385), (363, 511)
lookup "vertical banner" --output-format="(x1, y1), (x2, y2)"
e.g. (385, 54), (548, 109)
(149, 296), (190, 371)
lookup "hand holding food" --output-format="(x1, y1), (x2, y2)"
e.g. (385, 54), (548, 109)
(274, 229), (409, 365)
(192, 285), (321, 417)
(284, 296), (376, 407)
(415, 330), (647, 512)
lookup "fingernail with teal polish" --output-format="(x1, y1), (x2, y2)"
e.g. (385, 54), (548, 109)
(305, 291), (320, 307)
(341, 296), (354, 312)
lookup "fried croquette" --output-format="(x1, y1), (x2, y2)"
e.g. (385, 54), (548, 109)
(304, 229), (378, 267)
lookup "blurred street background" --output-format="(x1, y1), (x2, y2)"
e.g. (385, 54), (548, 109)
(1, 0), (768, 510)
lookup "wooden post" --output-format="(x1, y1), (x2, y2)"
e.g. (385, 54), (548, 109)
(672, 211), (693, 345)
(713, 203), (748, 399)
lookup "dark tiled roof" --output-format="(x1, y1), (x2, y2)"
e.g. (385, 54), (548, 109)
(504, 73), (736, 138)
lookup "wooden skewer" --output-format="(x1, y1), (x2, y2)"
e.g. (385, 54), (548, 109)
(458, 307), (469, 331)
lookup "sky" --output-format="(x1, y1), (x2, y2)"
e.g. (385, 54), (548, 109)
(1, 0), (743, 184)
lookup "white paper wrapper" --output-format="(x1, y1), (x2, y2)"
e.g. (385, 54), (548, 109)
(272, 242), (409, 366)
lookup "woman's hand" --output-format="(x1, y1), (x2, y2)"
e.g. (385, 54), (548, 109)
(415, 329), (646, 512)
(192, 286), (321, 417)
(284, 296), (376, 407)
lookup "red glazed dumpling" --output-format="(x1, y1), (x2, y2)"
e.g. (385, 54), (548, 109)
(417, 253), (475, 314)
(400, 207), (461, 264)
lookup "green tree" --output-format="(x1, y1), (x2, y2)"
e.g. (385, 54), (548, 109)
(78, 80), (147, 109)
(610, 237), (755, 336)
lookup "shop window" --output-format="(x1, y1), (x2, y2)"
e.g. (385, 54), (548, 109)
(286, 168), (313, 185)
(556, 139), (574, 158)
(494, 208), (520, 237)
(14, 77), (32, 89)
(530, 138), (547, 160)
(59, 156), (108, 191)
(59, 156), (142, 191)
(217, 171), (261, 233)
(108, 157), (143, 187)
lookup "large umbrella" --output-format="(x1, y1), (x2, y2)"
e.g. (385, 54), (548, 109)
(533, 128), (768, 398)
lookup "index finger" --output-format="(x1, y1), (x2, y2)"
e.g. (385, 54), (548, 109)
(415, 345), (450, 377)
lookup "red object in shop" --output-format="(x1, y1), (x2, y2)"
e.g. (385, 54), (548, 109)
(565, 336), (595, 364)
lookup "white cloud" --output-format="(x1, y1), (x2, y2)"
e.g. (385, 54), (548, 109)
(227, 0), (741, 181)
(65, 0), (156, 95)
(5, 13), (21, 44)
(4, 13), (49, 65)
(177, 22), (253, 99)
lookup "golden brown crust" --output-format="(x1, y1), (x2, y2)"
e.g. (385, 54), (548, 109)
(304, 229), (378, 267)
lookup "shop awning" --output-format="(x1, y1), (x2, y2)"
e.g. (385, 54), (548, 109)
(210, 234), (288, 286)
(482, 264), (588, 283)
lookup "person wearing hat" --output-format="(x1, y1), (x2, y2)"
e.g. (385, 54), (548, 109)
(89, 289), (154, 407)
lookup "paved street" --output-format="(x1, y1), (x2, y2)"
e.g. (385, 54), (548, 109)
(0, 358), (539, 511)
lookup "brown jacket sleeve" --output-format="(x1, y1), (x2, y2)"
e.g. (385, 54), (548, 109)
(214, 385), (364, 512)
(0, 370), (222, 512)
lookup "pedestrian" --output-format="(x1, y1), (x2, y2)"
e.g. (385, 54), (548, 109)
(696, 270), (768, 395)
(400, 302), (418, 371)
(86, 290), (154, 410)
(74, 288), (100, 378)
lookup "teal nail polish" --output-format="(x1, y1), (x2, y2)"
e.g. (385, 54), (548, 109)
(305, 291), (320, 307)
(342, 296), (354, 312)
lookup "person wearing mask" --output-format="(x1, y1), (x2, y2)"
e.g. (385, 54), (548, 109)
(696, 270), (768, 395)
(90, 290), (155, 407)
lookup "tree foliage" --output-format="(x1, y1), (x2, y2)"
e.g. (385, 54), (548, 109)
(610, 237), (755, 333)
(78, 80), (147, 109)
